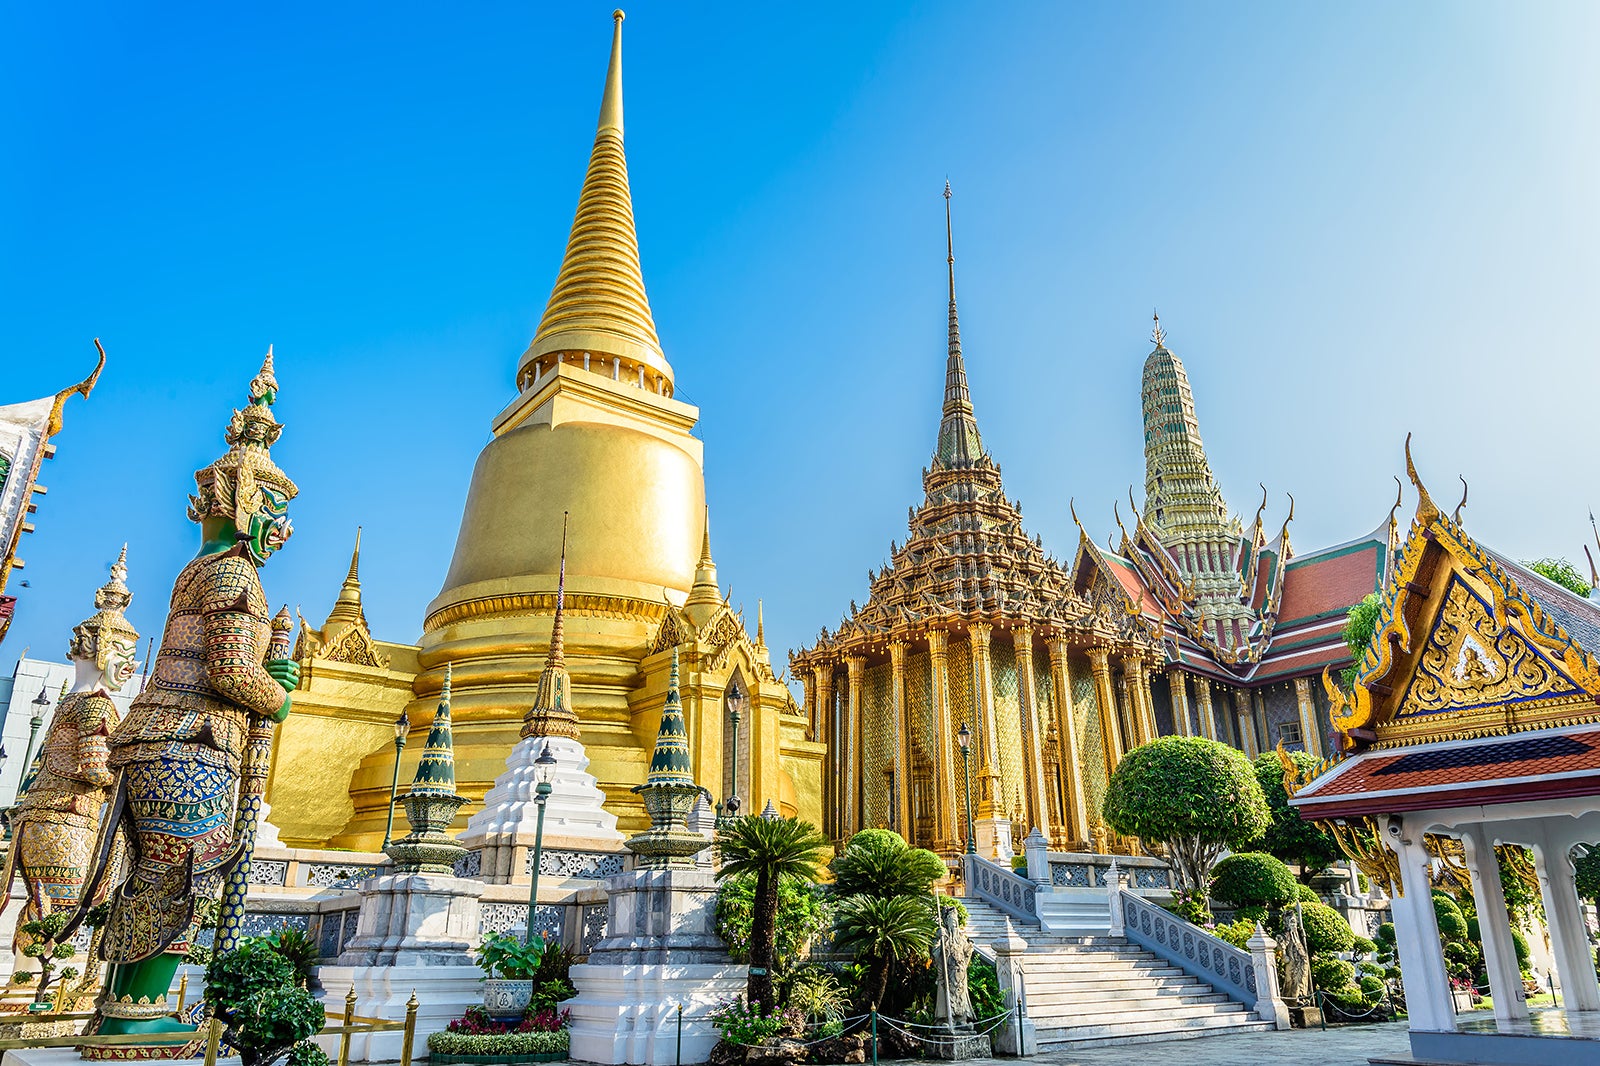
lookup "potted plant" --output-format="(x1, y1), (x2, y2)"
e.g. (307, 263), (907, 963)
(476, 932), (545, 1022)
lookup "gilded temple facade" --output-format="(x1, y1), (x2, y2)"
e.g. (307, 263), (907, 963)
(791, 192), (1163, 855)
(260, 12), (822, 848)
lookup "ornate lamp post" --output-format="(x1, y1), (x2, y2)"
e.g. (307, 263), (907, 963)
(382, 707), (410, 850)
(725, 681), (746, 820)
(22, 684), (50, 772)
(957, 722), (975, 855)
(525, 741), (558, 947)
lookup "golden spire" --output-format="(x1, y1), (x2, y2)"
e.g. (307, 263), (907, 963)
(521, 10), (668, 385)
(523, 513), (579, 740)
(685, 507), (721, 618)
(756, 599), (765, 646)
(935, 181), (984, 466)
(325, 526), (366, 631)
(1151, 309), (1165, 349)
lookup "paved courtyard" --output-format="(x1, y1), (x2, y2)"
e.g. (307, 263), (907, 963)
(969, 1023), (1411, 1066)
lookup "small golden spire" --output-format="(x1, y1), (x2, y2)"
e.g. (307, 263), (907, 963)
(756, 599), (765, 646)
(324, 526), (366, 632)
(686, 507), (721, 615)
(1151, 310), (1165, 349)
(1453, 476), (1468, 524)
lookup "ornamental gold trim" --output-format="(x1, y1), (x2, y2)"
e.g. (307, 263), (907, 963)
(424, 591), (668, 632)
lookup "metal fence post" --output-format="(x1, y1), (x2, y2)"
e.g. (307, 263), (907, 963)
(203, 1016), (222, 1066)
(336, 987), (357, 1066)
(676, 1003), (684, 1066)
(870, 1009), (878, 1066)
(400, 992), (418, 1066)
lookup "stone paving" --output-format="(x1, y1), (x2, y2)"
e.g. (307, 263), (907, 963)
(966, 1022), (1412, 1066)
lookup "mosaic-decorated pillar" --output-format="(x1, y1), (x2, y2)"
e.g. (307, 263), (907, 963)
(969, 622), (1000, 817)
(814, 666), (835, 836)
(928, 630), (957, 853)
(1168, 670), (1191, 737)
(845, 655), (865, 836)
(889, 640), (913, 838)
(1013, 627), (1049, 841)
(1293, 676), (1322, 758)
(1047, 637), (1090, 846)
(1194, 675), (1217, 741)
(1087, 646), (1122, 776)
(1233, 689), (1257, 758)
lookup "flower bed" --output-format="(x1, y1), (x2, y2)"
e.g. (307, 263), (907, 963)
(427, 1006), (570, 1063)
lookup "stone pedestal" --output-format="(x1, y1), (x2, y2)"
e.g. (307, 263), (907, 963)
(976, 818), (1013, 862)
(567, 868), (743, 1065)
(461, 736), (624, 884)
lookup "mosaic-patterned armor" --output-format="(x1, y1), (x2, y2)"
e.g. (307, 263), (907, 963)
(2, 548), (138, 954)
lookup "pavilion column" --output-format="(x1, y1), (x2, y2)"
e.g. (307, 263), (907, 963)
(1128, 657), (1157, 744)
(970, 623), (1000, 817)
(1048, 638), (1090, 847)
(1460, 826), (1529, 1024)
(1293, 677), (1323, 758)
(1233, 689), (1258, 758)
(1533, 825), (1600, 1011)
(802, 670), (817, 739)
(1114, 659), (1141, 749)
(1087, 647), (1122, 778)
(816, 667), (836, 838)
(1384, 817), (1458, 1032)
(1168, 669), (1191, 737)
(845, 655), (865, 837)
(889, 640), (913, 840)
(1194, 676), (1217, 741)
(1013, 626), (1049, 840)
(928, 631), (957, 853)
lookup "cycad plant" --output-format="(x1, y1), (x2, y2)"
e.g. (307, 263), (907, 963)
(715, 814), (829, 1013)
(832, 895), (937, 1011)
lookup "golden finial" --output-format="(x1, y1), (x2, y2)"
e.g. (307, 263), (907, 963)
(1278, 493), (1295, 544)
(1150, 310), (1165, 349)
(46, 338), (106, 438)
(756, 599), (765, 645)
(599, 11), (625, 135)
(1251, 484), (1268, 539)
(1452, 477), (1468, 524)
(1584, 544), (1598, 590)
(440, 660), (453, 704)
(1385, 476), (1403, 532)
(1112, 500), (1130, 549)
(1403, 433), (1438, 523)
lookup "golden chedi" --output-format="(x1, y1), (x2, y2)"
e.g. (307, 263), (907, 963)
(321, 11), (821, 848)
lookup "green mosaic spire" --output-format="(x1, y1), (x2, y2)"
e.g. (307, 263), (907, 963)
(408, 662), (458, 797)
(646, 648), (695, 786)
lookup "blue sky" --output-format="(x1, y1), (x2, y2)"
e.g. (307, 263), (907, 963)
(5, 2), (1598, 685)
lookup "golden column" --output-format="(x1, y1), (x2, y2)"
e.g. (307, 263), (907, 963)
(1168, 669), (1192, 737)
(816, 666), (836, 837)
(1194, 675), (1217, 741)
(928, 630), (957, 851)
(845, 655), (865, 835)
(969, 622), (1000, 816)
(1294, 676), (1324, 758)
(1233, 688), (1257, 758)
(1115, 659), (1142, 749)
(1126, 657), (1156, 746)
(1087, 646), (1123, 778)
(1013, 626), (1049, 840)
(1047, 637), (1090, 846)
(889, 640), (913, 838)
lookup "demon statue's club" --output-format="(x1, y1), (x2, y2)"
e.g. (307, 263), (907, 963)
(72, 351), (300, 1038)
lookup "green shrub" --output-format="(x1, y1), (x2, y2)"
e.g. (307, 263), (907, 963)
(425, 1030), (570, 1056)
(1358, 975), (1385, 1000)
(1357, 961), (1384, 979)
(709, 999), (785, 1045)
(476, 931), (547, 981)
(714, 875), (828, 969)
(969, 960), (1004, 1022)
(1294, 884), (1319, 904)
(1375, 922), (1395, 945)
(1010, 855), (1027, 871)
(829, 830), (947, 899)
(205, 940), (328, 1066)
(1432, 892), (1468, 941)
(934, 895), (968, 926)
(1234, 904), (1268, 927)
(1210, 853), (1297, 907)
(1300, 903), (1355, 955)
(1351, 935), (1376, 957)
(780, 966), (849, 1024)
(1513, 928), (1531, 970)
(1211, 918), (1255, 949)
(1311, 957), (1356, 992)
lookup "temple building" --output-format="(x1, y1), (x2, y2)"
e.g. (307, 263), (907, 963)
(260, 11), (822, 850)
(1074, 320), (1394, 763)
(790, 190), (1164, 856)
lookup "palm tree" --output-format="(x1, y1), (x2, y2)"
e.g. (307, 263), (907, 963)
(715, 814), (829, 1013)
(832, 895), (937, 1011)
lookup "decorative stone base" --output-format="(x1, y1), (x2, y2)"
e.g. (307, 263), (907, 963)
(566, 962), (744, 1065)
(920, 1032), (991, 1060)
(334, 872), (484, 967)
(1288, 1004), (1323, 1029)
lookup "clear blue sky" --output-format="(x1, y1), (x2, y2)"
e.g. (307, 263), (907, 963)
(5, 2), (1598, 686)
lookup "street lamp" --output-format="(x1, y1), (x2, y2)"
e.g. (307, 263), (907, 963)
(725, 682), (746, 819)
(526, 741), (558, 947)
(382, 707), (410, 850)
(22, 685), (49, 772)
(956, 722), (975, 855)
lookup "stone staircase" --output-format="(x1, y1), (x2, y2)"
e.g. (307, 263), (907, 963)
(956, 897), (1275, 1049)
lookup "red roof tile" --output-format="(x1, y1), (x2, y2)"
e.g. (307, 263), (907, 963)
(1279, 545), (1381, 624)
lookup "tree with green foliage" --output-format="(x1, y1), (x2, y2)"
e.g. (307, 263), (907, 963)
(1341, 593), (1383, 688)
(1576, 848), (1600, 904)
(1523, 557), (1591, 596)
(831, 894), (937, 1011)
(714, 814), (829, 1014)
(1253, 751), (1341, 882)
(204, 939), (329, 1066)
(715, 875), (829, 968)
(1102, 737), (1270, 893)
(1209, 852), (1297, 909)
(14, 912), (79, 1008)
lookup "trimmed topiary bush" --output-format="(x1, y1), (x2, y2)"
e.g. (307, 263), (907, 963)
(1432, 891), (1468, 941)
(1294, 883), (1319, 904)
(1358, 975), (1385, 1000)
(1209, 852), (1297, 908)
(1351, 935), (1376, 957)
(1300, 902), (1355, 955)
(1311, 956), (1356, 992)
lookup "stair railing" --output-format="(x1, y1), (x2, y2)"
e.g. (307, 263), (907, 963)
(962, 853), (1039, 923)
(1107, 864), (1290, 1030)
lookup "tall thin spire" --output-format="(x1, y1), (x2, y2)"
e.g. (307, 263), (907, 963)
(325, 526), (366, 631)
(685, 506), (721, 617)
(522, 10), (668, 386)
(935, 182), (984, 466)
(523, 513), (579, 740)
(409, 663), (459, 796)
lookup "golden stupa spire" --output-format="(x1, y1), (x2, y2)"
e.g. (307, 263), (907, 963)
(936, 181), (984, 466)
(523, 513), (579, 740)
(325, 526), (365, 631)
(521, 10), (667, 387)
(685, 507), (721, 619)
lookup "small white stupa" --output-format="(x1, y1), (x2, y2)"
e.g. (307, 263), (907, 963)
(459, 515), (623, 884)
